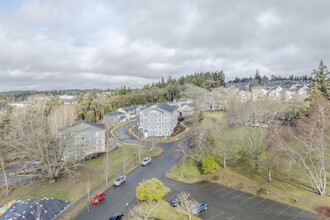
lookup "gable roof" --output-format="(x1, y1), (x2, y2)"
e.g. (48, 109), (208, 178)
(157, 103), (178, 112)
(104, 111), (125, 116)
(63, 120), (105, 132)
(141, 103), (178, 113)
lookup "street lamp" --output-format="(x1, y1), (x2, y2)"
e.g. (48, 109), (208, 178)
(126, 202), (128, 220)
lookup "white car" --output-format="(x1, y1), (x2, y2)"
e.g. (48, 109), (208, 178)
(141, 157), (151, 166)
(113, 175), (126, 186)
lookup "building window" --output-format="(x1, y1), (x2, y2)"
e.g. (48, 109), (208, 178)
(81, 137), (84, 141)
(89, 136), (93, 142)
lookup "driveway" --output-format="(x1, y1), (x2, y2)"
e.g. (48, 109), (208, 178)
(115, 120), (142, 144)
(0, 164), (37, 184)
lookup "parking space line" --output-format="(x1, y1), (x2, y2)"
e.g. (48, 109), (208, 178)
(213, 187), (227, 194)
(277, 206), (291, 216)
(251, 198), (266, 207)
(264, 203), (276, 211)
(231, 192), (245, 200)
(221, 189), (236, 197)
(199, 182), (211, 188)
(292, 210), (304, 219)
(227, 216), (235, 220)
(241, 195), (255, 203)
(207, 211), (224, 220)
(205, 185), (218, 191)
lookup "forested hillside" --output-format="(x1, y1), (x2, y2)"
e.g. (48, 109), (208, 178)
(76, 71), (225, 122)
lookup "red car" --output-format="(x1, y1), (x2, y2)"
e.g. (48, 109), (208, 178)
(92, 192), (105, 204)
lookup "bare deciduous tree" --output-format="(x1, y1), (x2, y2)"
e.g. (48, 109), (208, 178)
(182, 84), (208, 123)
(242, 127), (267, 170)
(273, 99), (329, 195)
(176, 192), (196, 220)
(210, 121), (242, 168)
(175, 123), (211, 165)
(130, 201), (160, 220)
(86, 177), (90, 199)
(0, 151), (9, 197)
(0, 106), (78, 183)
(104, 137), (115, 186)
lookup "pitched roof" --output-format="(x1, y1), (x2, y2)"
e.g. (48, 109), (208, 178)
(104, 111), (125, 116)
(141, 103), (178, 113)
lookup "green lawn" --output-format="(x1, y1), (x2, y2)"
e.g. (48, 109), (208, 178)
(0, 144), (150, 205)
(183, 121), (192, 128)
(202, 111), (226, 124)
(154, 200), (201, 220)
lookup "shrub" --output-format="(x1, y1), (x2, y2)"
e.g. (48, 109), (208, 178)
(136, 178), (165, 202)
(201, 154), (220, 174)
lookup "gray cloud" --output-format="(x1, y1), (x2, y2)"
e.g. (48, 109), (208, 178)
(0, 0), (329, 91)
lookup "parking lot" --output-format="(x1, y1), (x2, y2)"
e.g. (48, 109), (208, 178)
(165, 180), (324, 220)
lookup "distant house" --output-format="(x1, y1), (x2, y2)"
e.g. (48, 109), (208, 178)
(267, 84), (309, 101)
(251, 87), (267, 101)
(117, 106), (135, 119)
(59, 95), (77, 104)
(8, 102), (28, 108)
(179, 103), (194, 116)
(61, 120), (106, 160)
(131, 105), (144, 116)
(237, 90), (251, 103)
(139, 103), (178, 138)
(267, 86), (283, 100)
(103, 111), (125, 128)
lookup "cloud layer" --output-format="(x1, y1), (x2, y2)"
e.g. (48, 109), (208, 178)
(0, 0), (329, 91)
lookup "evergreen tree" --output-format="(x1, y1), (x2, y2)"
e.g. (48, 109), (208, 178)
(307, 60), (330, 102)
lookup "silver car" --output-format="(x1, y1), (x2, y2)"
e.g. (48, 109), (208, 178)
(141, 157), (151, 166)
(113, 175), (126, 186)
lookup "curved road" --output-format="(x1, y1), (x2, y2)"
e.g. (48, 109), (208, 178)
(75, 121), (323, 220)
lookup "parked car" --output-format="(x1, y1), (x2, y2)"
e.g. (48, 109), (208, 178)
(92, 192), (105, 204)
(109, 213), (123, 220)
(141, 157), (151, 166)
(190, 202), (208, 214)
(170, 197), (181, 207)
(113, 175), (126, 186)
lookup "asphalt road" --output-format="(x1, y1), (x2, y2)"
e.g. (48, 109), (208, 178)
(75, 120), (323, 220)
(74, 140), (182, 220)
(115, 120), (142, 144)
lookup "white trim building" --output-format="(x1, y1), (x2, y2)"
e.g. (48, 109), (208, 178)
(139, 103), (178, 138)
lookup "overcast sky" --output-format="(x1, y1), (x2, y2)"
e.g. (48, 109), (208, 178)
(0, 0), (329, 91)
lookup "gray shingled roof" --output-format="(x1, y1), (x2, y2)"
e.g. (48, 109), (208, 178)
(104, 110), (125, 116)
(156, 103), (178, 112)
(78, 120), (105, 130)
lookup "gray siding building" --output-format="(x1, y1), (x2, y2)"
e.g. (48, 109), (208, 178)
(103, 111), (125, 128)
(62, 120), (106, 160)
(139, 103), (178, 137)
